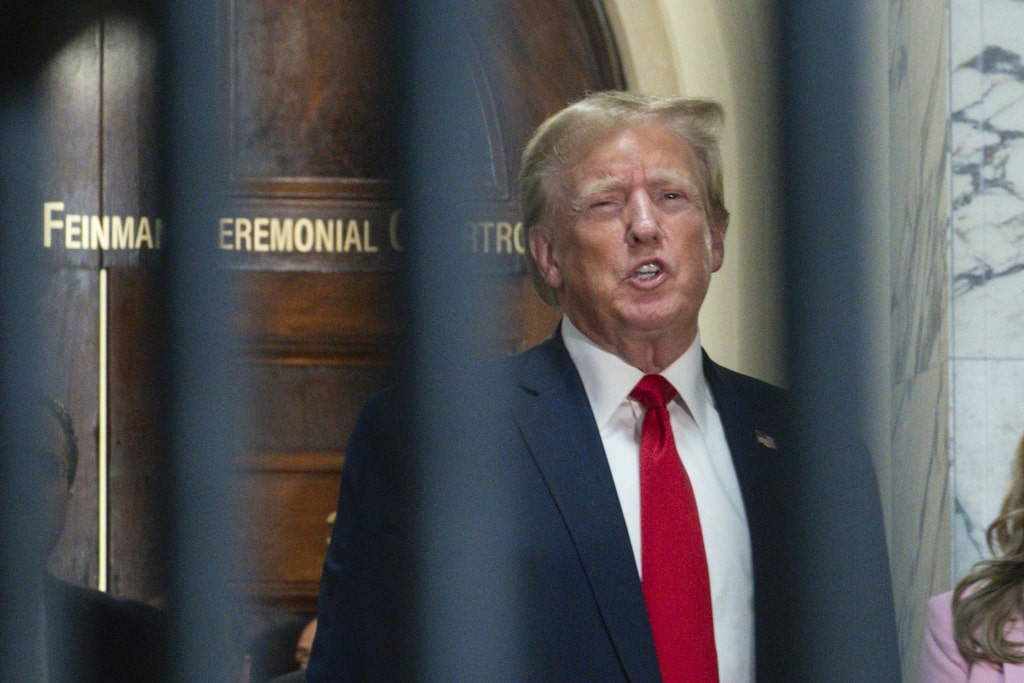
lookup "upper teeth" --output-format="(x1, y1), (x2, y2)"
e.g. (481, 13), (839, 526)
(637, 264), (660, 276)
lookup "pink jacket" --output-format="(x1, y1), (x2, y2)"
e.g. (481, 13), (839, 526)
(920, 591), (1024, 682)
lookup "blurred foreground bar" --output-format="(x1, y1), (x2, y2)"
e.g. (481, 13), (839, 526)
(778, 1), (901, 680)
(391, 0), (523, 679)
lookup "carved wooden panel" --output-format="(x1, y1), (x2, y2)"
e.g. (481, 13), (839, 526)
(234, 453), (346, 612)
(32, 0), (623, 618)
(106, 269), (164, 601)
(231, 271), (397, 365)
(41, 270), (101, 587)
(229, 0), (623, 614)
(101, 17), (163, 602)
(230, 0), (394, 191)
(38, 15), (165, 605)
(38, 21), (103, 589)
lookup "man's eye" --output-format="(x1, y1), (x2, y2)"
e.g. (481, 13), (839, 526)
(585, 199), (620, 215)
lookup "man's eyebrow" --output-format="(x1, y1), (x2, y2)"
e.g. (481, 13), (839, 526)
(573, 172), (700, 205)
(647, 171), (700, 191)
(574, 177), (624, 202)
(565, 178), (620, 213)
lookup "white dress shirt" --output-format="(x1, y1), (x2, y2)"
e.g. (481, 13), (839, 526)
(561, 317), (755, 683)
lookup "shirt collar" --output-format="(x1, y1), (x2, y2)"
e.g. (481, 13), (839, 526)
(560, 316), (710, 433)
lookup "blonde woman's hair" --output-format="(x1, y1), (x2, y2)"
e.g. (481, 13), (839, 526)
(953, 432), (1024, 664)
(518, 91), (730, 306)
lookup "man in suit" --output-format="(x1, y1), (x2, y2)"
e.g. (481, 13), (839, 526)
(308, 91), (901, 682)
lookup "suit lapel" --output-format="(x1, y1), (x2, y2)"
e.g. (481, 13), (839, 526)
(511, 334), (661, 682)
(508, 339), (792, 681)
(703, 352), (792, 532)
(703, 354), (796, 681)
(703, 356), (775, 512)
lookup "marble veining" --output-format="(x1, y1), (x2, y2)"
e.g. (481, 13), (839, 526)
(950, 54), (1024, 297)
(948, 0), (1024, 584)
(951, 360), (1024, 577)
(888, 2), (951, 678)
(950, 1), (1024, 358)
(889, 0), (950, 383)
(885, 0), (1024, 678)
(892, 365), (950, 665)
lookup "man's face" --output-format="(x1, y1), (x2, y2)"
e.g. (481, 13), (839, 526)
(529, 122), (725, 356)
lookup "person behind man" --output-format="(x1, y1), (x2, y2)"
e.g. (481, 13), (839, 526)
(32, 394), (168, 683)
(308, 91), (900, 682)
(919, 432), (1024, 682)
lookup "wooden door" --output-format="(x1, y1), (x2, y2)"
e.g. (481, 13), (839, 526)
(38, 17), (165, 603)
(228, 0), (624, 614)
(36, 1), (625, 618)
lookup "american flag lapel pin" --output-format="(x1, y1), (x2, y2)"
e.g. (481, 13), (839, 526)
(754, 429), (778, 450)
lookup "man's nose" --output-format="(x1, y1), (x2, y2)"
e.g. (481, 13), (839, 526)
(626, 192), (661, 244)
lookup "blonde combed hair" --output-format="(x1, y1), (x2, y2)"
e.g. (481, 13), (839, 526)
(518, 91), (730, 306)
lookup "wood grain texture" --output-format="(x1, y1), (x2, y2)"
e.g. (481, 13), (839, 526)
(229, 0), (621, 611)
(36, 0), (622, 616)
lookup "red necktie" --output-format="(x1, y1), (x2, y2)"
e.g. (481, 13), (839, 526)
(631, 374), (718, 683)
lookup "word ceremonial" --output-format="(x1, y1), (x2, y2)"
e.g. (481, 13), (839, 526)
(42, 202), (529, 256)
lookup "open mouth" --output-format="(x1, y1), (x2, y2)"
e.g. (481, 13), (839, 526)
(634, 262), (662, 280)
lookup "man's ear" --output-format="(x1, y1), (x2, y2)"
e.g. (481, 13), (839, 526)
(528, 224), (563, 290)
(709, 220), (726, 273)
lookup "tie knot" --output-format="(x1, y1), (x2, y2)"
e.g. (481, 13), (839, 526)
(630, 374), (677, 410)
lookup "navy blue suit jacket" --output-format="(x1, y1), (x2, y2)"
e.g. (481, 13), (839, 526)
(45, 575), (168, 683)
(308, 331), (900, 682)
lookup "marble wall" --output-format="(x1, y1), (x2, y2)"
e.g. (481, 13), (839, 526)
(887, 1), (951, 676)
(889, 0), (1024, 678)
(948, 0), (1024, 579)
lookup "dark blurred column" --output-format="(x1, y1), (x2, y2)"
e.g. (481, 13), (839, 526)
(1, 6), (135, 678)
(154, 2), (241, 681)
(0, 84), (48, 683)
(391, 1), (522, 679)
(1, 2), (240, 680)
(778, 1), (901, 680)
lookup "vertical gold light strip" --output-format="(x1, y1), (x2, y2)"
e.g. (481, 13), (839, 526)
(97, 268), (109, 592)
